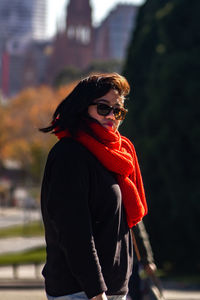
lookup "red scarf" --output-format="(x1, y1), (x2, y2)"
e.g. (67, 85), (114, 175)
(55, 121), (147, 227)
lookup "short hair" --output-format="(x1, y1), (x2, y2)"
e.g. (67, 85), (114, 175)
(40, 72), (130, 135)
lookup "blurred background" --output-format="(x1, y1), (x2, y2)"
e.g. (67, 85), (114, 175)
(0, 0), (200, 296)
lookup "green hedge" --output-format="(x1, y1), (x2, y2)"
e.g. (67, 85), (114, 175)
(122, 0), (200, 272)
(0, 222), (44, 239)
(0, 246), (45, 266)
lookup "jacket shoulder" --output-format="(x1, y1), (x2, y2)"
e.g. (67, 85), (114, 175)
(46, 138), (94, 169)
(50, 137), (89, 157)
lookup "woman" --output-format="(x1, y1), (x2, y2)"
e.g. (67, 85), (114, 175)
(40, 73), (147, 300)
(128, 221), (156, 300)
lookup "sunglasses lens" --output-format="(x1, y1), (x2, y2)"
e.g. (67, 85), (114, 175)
(114, 108), (127, 120)
(96, 103), (127, 120)
(97, 104), (111, 116)
(113, 108), (122, 120)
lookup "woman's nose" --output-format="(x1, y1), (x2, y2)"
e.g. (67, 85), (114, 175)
(105, 109), (115, 119)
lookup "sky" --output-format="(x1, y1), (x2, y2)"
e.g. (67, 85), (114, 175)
(47, 0), (146, 38)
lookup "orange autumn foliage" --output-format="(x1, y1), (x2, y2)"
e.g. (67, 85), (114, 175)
(1, 83), (76, 166)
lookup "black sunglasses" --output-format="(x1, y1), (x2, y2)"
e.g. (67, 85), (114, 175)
(90, 103), (128, 120)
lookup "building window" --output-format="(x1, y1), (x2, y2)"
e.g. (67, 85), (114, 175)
(67, 26), (91, 45)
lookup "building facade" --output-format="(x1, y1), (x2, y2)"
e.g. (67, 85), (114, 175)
(0, 0), (47, 97)
(0, 0), (47, 43)
(0, 0), (139, 97)
(94, 4), (138, 61)
(48, 1), (139, 84)
(47, 0), (94, 84)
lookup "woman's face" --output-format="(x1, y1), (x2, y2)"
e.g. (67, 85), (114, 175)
(87, 89), (124, 132)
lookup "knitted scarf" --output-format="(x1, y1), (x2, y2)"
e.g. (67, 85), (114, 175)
(55, 121), (147, 228)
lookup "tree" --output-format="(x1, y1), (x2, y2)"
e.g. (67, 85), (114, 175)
(54, 67), (82, 87)
(87, 59), (123, 74)
(122, 0), (200, 272)
(53, 59), (123, 88)
(1, 83), (75, 183)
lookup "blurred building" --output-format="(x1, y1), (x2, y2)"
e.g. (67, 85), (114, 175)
(0, 0), (47, 97)
(0, 0), (139, 96)
(0, 0), (47, 42)
(47, 0), (94, 84)
(22, 40), (52, 89)
(47, 1), (139, 84)
(94, 4), (138, 61)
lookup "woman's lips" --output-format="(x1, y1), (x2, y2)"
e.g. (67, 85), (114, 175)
(103, 121), (114, 128)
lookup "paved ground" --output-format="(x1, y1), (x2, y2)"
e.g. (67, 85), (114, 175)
(0, 236), (45, 255)
(0, 208), (200, 300)
(0, 208), (45, 261)
(0, 289), (46, 300)
(164, 289), (200, 299)
(0, 288), (200, 300)
(0, 207), (41, 228)
(0, 264), (44, 279)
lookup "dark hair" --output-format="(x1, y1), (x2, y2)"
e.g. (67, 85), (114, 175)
(39, 72), (130, 135)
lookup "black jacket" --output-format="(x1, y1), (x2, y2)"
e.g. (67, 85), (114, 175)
(41, 138), (133, 299)
(133, 221), (154, 266)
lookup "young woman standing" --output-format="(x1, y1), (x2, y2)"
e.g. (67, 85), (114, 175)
(40, 73), (147, 300)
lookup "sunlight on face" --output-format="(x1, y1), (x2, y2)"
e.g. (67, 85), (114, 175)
(88, 89), (124, 132)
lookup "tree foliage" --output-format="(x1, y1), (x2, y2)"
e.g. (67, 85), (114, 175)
(122, 0), (200, 272)
(54, 60), (123, 87)
(1, 84), (75, 183)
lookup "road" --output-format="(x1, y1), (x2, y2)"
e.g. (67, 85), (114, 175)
(0, 207), (41, 228)
(0, 289), (46, 300)
(0, 207), (45, 255)
(164, 289), (200, 299)
(0, 236), (45, 255)
(0, 289), (200, 300)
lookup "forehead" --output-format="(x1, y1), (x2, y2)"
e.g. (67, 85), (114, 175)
(95, 89), (124, 105)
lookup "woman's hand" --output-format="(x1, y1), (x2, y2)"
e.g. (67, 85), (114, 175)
(144, 263), (157, 276)
(91, 292), (108, 300)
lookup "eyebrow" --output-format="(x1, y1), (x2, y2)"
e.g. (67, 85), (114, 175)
(95, 99), (122, 107)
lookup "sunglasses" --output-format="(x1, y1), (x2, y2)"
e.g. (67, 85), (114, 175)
(90, 103), (128, 120)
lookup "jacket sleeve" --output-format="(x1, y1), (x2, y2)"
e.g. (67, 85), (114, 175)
(132, 221), (154, 266)
(46, 143), (107, 298)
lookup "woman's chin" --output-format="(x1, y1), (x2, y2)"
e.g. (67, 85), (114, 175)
(103, 124), (116, 132)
